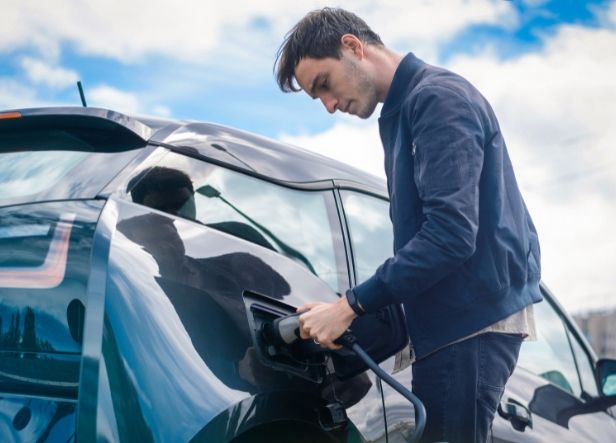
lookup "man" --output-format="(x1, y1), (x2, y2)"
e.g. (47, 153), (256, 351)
(275, 8), (542, 443)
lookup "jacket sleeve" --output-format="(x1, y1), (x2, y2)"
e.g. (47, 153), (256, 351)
(352, 85), (486, 313)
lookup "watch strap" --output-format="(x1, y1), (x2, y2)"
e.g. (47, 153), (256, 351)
(346, 289), (365, 316)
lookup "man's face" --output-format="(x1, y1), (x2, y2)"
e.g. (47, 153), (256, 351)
(294, 50), (379, 119)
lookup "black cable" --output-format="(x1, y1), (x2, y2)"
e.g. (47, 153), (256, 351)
(337, 336), (426, 443)
(376, 376), (390, 443)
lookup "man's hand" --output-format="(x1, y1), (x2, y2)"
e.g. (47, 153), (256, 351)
(297, 296), (357, 350)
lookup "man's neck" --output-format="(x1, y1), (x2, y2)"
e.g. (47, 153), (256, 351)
(367, 47), (404, 103)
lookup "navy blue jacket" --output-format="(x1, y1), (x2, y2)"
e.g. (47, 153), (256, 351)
(352, 53), (542, 359)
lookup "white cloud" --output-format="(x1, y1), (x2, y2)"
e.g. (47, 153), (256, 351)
(87, 84), (172, 118)
(526, 191), (616, 313)
(0, 77), (43, 109)
(281, 117), (384, 178)
(364, 0), (517, 58)
(0, 76), (171, 117)
(19, 56), (79, 88)
(0, 0), (519, 117)
(151, 104), (172, 118)
(280, 13), (616, 314)
(89, 85), (140, 114)
(0, 0), (295, 62)
(0, 0), (516, 64)
(612, 1), (616, 24)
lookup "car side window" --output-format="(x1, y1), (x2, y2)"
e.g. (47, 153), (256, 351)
(517, 299), (583, 397)
(124, 152), (346, 293)
(340, 191), (393, 284)
(568, 328), (599, 398)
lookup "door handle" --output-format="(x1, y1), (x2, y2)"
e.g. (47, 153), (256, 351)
(498, 398), (532, 432)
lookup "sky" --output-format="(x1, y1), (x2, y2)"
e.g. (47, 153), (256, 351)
(1, 0), (615, 314)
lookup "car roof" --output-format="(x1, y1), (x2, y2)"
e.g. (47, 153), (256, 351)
(1, 107), (386, 197)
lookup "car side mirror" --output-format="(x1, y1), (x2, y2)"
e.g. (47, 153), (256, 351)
(596, 358), (616, 396)
(559, 358), (616, 420)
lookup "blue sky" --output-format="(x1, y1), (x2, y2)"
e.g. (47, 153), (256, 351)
(1, 0), (615, 313)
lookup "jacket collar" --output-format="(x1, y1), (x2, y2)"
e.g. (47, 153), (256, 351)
(380, 52), (425, 118)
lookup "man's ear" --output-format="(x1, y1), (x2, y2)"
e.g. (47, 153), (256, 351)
(340, 34), (364, 59)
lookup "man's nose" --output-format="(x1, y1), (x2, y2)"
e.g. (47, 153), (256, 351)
(320, 95), (338, 114)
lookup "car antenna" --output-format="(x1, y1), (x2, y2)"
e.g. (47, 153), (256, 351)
(77, 81), (88, 107)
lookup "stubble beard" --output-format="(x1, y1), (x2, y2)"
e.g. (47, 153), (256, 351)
(355, 89), (379, 119)
(344, 57), (380, 119)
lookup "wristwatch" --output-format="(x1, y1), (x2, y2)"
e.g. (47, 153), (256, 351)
(345, 289), (365, 316)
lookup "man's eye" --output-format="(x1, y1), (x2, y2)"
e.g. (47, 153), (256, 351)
(321, 81), (328, 91)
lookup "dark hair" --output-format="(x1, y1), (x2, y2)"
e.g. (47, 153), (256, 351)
(275, 7), (383, 92)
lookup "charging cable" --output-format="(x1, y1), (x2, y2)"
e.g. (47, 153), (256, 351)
(267, 314), (426, 443)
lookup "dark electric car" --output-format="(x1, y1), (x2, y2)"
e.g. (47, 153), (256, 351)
(1, 107), (615, 442)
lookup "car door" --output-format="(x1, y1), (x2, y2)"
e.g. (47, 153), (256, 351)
(493, 291), (616, 442)
(338, 189), (417, 442)
(86, 149), (389, 442)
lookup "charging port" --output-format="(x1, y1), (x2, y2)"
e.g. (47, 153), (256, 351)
(243, 293), (327, 383)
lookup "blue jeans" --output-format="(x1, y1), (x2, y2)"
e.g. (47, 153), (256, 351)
(412, 332), (523, 443)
